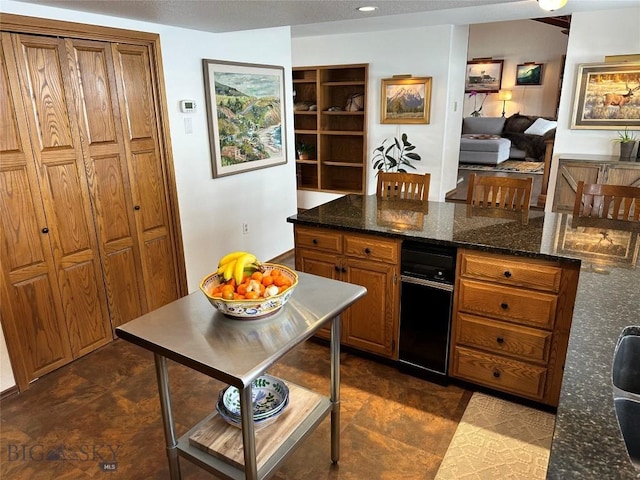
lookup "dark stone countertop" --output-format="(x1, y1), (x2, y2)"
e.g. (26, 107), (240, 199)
(287, 194), (640, 479)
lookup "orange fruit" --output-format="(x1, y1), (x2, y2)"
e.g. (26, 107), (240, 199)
(262, 275), (274, 286)
(222, 290), (234, 300)
(251, 271), (263, 282)
(236, 284), (248, 295)
(245, 291), (259, 300)
(270, 269), (281, 277)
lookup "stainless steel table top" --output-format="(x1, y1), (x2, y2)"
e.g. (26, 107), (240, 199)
(116, 271), (366, 388)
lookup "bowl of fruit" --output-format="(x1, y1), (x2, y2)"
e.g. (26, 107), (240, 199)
(200, 252), (298, 319)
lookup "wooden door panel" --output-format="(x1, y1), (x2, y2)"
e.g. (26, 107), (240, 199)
(143, 236), (179, 311)
(115, 46), (154, 140)
(131, 150), (167, 231)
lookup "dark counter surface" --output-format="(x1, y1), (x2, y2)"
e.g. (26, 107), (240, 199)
(287, 194), (640, 479)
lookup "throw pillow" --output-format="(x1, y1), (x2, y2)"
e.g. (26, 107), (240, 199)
(524, 118), (557, 136)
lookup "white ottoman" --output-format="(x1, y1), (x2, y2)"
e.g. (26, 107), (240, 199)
(459, 134), (511, 165)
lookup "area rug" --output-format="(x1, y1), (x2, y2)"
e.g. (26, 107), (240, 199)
(434, 392), (555, 480)
(459, 160), (544, 174)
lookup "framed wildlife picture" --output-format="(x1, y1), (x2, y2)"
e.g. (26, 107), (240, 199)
(516, 63), (543, 86)
(465, 59), (504, 93)
(381, 76), (432, 124)
(203, 59), (287, 177)
(570, 61), (640, 130)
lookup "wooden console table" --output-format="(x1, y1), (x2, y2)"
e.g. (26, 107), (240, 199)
(116, 271), (366, 480)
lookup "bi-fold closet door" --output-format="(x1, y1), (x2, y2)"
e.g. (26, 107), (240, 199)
(0, 31), (183, 391)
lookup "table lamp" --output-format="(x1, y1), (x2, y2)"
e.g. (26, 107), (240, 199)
(498, 89), (512, 117)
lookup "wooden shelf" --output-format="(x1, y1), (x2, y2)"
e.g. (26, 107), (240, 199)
(293, 64), (368, 195)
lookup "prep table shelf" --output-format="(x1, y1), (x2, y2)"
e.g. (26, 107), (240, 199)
(115, 270), (366, 480)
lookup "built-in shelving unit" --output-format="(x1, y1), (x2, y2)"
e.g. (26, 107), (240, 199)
(293, 64), (368, 194)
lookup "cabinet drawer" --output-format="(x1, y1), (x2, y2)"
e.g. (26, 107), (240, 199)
(344, 235), (399, 264)
(458, 279), (557, 329)
(452, 346), (547, 400)
(295, 226), (342, 253)
(456, 312), (552, 364)
(460, 253), (562, 293)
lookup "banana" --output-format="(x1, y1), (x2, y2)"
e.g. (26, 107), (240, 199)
(222, 259), (236, 281)
(233, 253), (257, 284)
(218, 251), (250, 268)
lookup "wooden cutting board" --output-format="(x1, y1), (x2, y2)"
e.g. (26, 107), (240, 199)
(189, 381), (324, 469)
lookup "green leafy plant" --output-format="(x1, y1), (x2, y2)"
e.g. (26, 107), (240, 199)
(614, 127), (638, 143)
(296, 142), (314, 159)
(372, 133), (421, 174)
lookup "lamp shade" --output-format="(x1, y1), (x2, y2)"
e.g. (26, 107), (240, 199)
(498, 90), (513, 101)
(538, 0), (568, 11)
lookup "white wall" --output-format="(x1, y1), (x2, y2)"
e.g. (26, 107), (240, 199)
(465, 20), (569, 118)
(0, 0), (297, 391)
(292, 24), (468, 208)
(547, 5), (640, 210)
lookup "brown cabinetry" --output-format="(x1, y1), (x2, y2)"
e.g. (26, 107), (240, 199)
(293, 64), (368, 194)
(553, 156), (640, 212)
(0, 19), (186, 392)
(450, 249), (579, 406)
(294, 225), (399, 358)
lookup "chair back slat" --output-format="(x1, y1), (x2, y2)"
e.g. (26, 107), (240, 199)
(376, 172), (430, 201)
(466, 173), (533, 213)
(573, 181), (640, 222)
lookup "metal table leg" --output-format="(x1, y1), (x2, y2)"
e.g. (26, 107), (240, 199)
(330, 315), (341, 463)
(154, 354), (181, 479)
(240, 383), (258, 480)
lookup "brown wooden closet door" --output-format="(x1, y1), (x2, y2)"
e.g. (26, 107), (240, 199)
(0, 34), (73, 390)
(111, 44), (180, 312)
(11, 34), (112, 357)
(64, 38), (146, 328)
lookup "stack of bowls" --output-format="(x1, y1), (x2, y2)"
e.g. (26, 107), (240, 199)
(216, 374), (289, 429)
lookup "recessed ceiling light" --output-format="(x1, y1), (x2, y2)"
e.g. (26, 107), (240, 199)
(357, 6), (378, 12)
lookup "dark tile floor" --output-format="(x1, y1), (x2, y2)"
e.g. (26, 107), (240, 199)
(1, 338), (472, 479)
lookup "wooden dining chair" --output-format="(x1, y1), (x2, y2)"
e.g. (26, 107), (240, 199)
(466, 173), (533, 212)
(573, 181), (640, 221)
(376, 172), (430, 201)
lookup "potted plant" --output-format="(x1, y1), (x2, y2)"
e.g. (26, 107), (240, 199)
(614, 127), (638, 161)
(296, 142), (314, 160)
(372, 133), (421, 174)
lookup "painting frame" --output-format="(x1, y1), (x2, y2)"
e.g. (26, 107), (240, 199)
(570, 61), (640, 130)
(465, 59), (504, 93)
(203, 59), (287, 178)
(516, 63), (543, 86)
(380, 76), (432, 124)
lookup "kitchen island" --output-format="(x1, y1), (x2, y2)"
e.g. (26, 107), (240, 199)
(287, 194), (640, 479)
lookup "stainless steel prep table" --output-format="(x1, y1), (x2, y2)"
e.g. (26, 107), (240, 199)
(116, 271), (366, 480)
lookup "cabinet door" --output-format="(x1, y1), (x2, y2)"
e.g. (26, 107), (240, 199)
(605, 164), (640, 188)
(295, 248), (341, 340)
(112, 43), (181, 313)
(65, 38), (146, 328)
(342, 258), (398, 358)
(553, 161), (601, 212)
(11, 34), (112, 358)
(0, 34), (73, 391)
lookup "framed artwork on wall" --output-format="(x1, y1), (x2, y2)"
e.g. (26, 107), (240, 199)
(203, 59), (287, 178)
(380, 76), (432, 124)
(464, 59), (504, 93)
(570, 61), (640, 130)
(516, 63), (543, 85)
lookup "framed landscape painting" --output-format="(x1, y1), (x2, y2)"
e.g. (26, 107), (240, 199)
(516, 63), (543, 85)
(465, 59), (503, 93)
(570, 61), (640, 129)
(381, 76), (432, 124)
(203, 59), (287, 177)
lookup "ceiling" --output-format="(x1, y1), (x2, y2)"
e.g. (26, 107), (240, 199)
(10, 0), (638, 36)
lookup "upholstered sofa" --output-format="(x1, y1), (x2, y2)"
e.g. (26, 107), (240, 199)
(459, 114), (557, 165)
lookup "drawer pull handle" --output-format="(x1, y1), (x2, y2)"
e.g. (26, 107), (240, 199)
(493, 370), (501, 378)
(312, 238), (318, 245)
(504, 271), (512, 278)
(496, 336), (504, 344)
(334, 265), (340, 272)
(364, 247), (371, 254)
(500, 302), (509, 310)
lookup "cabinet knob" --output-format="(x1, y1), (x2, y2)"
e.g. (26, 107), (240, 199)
(500, 302), (509, 310)
(334, 265), (340, 272)
(341, 267), (347, 273)
(493, 370), (501, 378)
(312, 238), (318, 245)
(496, 336), (505, 344)
(41, 227), (49, 234)
(503, 270), (512, 278)
(134, 205), (141, 210)
(364, 247), (371, 255)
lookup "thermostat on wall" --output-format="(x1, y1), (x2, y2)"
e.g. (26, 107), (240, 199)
(180, 100), (196, 113)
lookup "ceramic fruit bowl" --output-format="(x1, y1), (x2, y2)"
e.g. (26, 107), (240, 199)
(199, 263), (298, 319)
